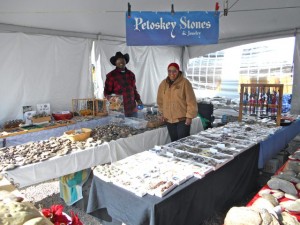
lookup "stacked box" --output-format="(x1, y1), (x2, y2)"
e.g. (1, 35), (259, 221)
(275, 151), (289, 168)
(263, 159), (279, 174)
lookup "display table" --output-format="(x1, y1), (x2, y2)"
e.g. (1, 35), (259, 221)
(2, 117), (111, 147)
(2, 117), (203, 188)
(258, 119), (300, 168)
(3, 143), (111, 188)
(86, 144), (259, 225)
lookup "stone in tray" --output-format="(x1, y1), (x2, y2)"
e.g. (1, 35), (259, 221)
(185, 136), (200, 141)
(174, 151), (193, 160)
(191, 135), (218, 144)
(166, 142), (181, 148)
(208, 152), (233, 160)
(177, 139), (200, 146)
(154, 181), (177, 197)
(181, 139), (212, 149)
(178, 136), (197, 142)
(173, 151), (223, 170)
(190, 148), (216, 157)
(194, 143), (212, 148)
(212, 147), (239, 156)
(160, 146), (179, 157)
(185, 147), (233, 161)
(200, 133), (222, 141)
(172, 144), (193, 151)
(230, 138), (256, 147)
(94, 164), (124, 182)
(223, 138), (241, 144)
(191, 155), (222, 169)
(113, 175), (147, 197)
(222, 142), (246, 152)
(233, 135), (246, 140)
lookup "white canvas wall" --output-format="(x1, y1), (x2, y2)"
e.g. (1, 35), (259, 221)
(0, 32), (93, 124)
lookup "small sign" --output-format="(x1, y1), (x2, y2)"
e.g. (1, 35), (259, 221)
(126, 11), (219, 46)
(23, 111), (36, 125)
(23, 105), (33, 113)
(37, 103), (51, 115)
(23, 106), (33, 123)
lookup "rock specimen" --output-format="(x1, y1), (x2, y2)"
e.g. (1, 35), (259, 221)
(267, 178), (298, 196)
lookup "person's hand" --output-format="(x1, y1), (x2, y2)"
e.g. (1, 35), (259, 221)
(185, 118), (192, 125)
(157, 114), (165, 122)
(137, 100), (143, 105)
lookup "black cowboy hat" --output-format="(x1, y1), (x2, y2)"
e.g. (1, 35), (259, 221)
(110, 52), (130, 66)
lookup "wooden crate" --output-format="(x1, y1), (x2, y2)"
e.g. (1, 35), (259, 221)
(64, 128), (92, 142)
(72, 98), (108, 117)
(94, 98), (108, 117)
(72, 98), (95, 116)
(31, 116), (51, 124)
(238, 83), (283, 126)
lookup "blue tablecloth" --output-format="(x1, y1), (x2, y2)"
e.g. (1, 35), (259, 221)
(258, 119), (300, 168)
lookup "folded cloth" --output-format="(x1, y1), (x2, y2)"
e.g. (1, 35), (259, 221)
(59, 168), (91, 206)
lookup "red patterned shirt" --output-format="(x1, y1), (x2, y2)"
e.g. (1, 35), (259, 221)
(104, 68), (141, 116)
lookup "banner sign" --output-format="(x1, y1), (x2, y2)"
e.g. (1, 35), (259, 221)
(126, 11), (219, 46)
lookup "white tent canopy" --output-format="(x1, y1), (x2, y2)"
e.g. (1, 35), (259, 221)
(1, 0), (300, 41)
(1, 0), (300, 124)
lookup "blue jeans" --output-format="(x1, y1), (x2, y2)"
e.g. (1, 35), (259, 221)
(166, 121), (191, 142)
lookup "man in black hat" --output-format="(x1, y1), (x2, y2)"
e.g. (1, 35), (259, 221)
(104, 52), (143, 117)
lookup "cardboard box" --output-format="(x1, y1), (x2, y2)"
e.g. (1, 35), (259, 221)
(275, 151), (288, 168)
(263, 159), (279, 174)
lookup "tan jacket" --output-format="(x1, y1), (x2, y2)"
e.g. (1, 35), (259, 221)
(157, 74), (198, 123)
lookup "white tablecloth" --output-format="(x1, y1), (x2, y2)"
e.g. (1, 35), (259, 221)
(3, 117), (203, 188)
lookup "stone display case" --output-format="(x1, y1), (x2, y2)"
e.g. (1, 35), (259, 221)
(238, 83), (283, 126)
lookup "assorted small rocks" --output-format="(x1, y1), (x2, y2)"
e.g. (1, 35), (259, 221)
(90, 124), (147, 142)
(224, 151), (300, 225)
(267, 178), (298, 196)
(224, 206), (300, 225)
(144, 113), (161, 122)
(3, 119), (24, 130)
(0, 137), (78, 172)
(0, 176), (51, 225)
(0, 124), (149, 173)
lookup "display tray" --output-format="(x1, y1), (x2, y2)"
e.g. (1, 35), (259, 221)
(146, 120), (166, 128)
(112, 175), (148, 197)
(160, 146), (222, 171)
(154, 181), (177, 198)
(3, 127), (24, 132)
(31, 116), (51, 124)
(64, 128), (92, 142)
(20, 124), (44, 130)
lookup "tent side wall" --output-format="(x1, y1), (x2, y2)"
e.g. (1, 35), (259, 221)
(0, 32), (93, 124)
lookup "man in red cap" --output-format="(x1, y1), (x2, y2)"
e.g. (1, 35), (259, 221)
(104, 52), (143, 117)
(157, 62), (198, 141)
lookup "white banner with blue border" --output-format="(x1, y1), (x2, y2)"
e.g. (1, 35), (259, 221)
(126, 11), (219, 46)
